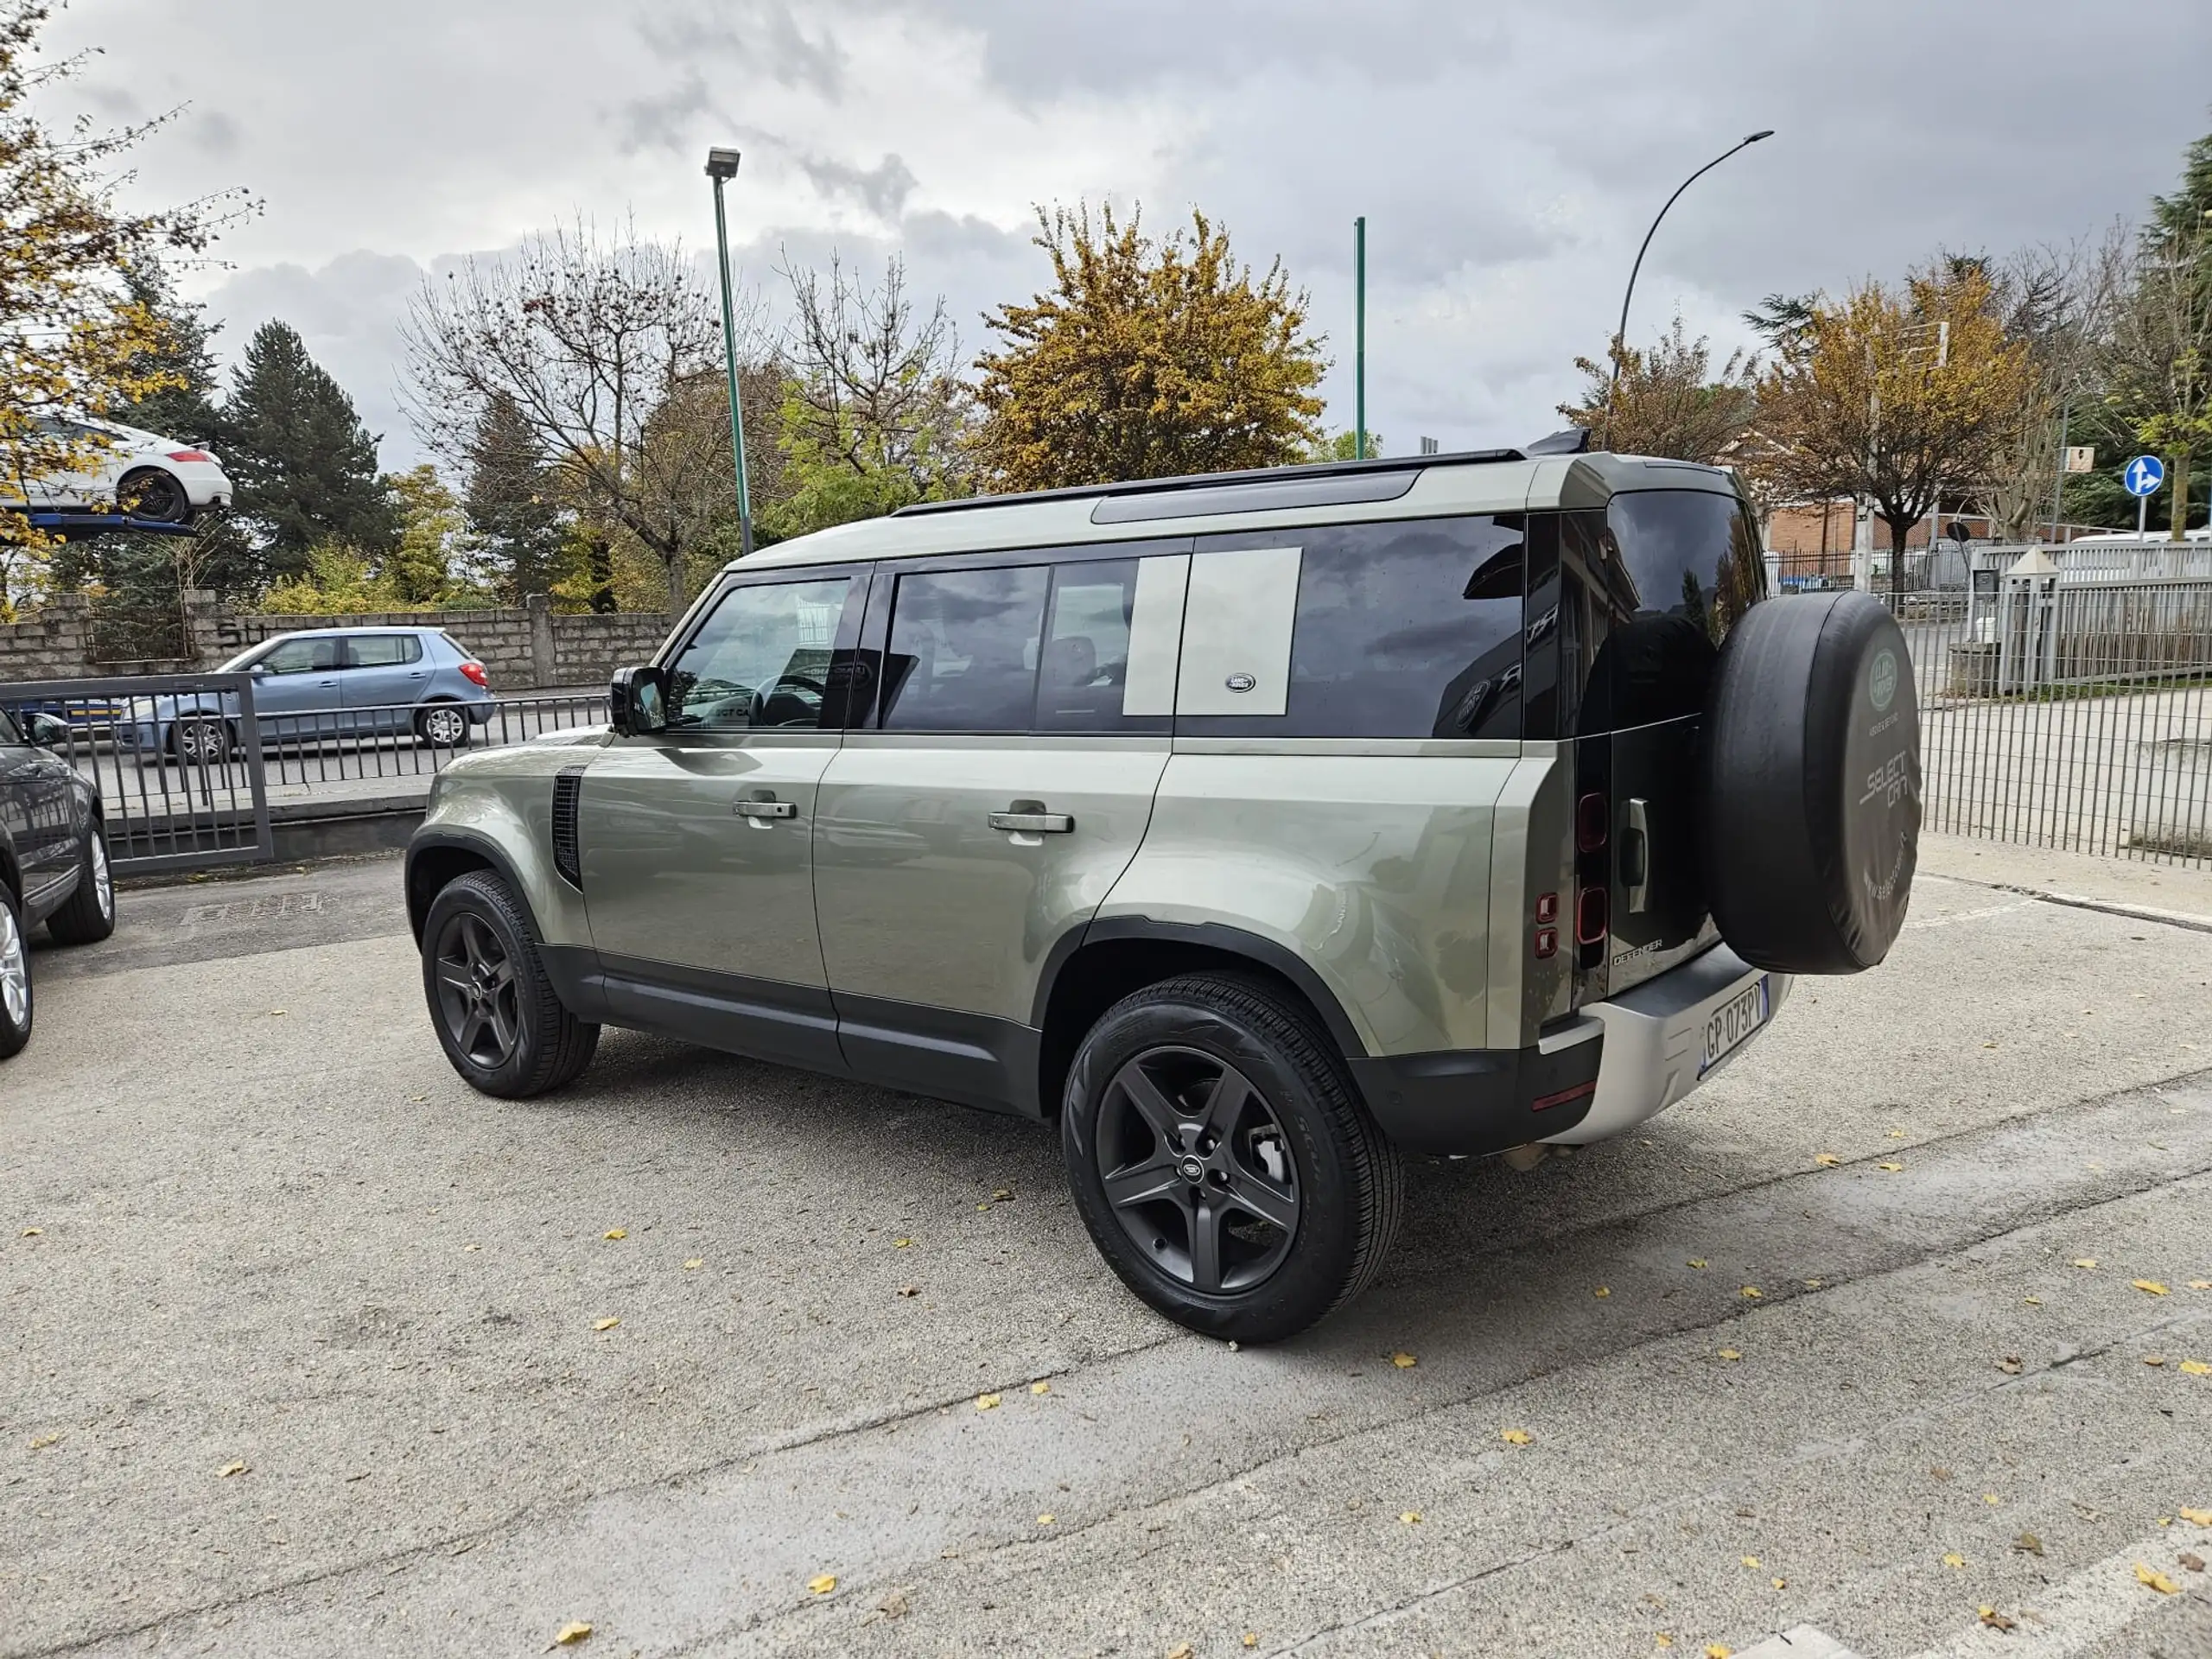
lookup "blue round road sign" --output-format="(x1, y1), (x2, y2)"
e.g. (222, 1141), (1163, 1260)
(2125, 454), (2165, 497)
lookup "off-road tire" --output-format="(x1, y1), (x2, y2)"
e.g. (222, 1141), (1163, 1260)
(421, 868), (597, 1097)
(1062, 971), (1403, 1344)
(45, 820), (115, 945)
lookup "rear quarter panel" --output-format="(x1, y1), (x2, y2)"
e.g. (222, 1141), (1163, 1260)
(1103, 746), (1519, 1056)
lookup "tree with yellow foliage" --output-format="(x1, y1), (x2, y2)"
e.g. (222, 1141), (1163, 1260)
(0, 0), (244, 605)
(972, 204), (1326, 491)
(1751, 264), (2035, 588)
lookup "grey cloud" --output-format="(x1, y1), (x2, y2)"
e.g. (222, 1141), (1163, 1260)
(634, 1), (845, 99)
(795, 152), (919, 219)
(188, 109), (243, 156)
(611, 68), (721, 156)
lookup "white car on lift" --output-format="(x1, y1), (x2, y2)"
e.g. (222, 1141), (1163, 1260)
(9, 415), (232, 526)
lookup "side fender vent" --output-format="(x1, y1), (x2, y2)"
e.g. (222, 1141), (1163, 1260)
(551, 766), (585, 889)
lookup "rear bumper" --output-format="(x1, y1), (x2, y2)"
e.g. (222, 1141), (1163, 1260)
(1541, 943), (1791, 1146)
(1346, 941), (1789, 1156)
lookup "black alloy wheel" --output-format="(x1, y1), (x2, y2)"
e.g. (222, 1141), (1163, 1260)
(433, 910), (521, 1071)
(118, 468), (189, 524)
(418, 869), (598, 1097)
(1063, 972), (1403, 1344)
(1095, 1046), (1300, 1295)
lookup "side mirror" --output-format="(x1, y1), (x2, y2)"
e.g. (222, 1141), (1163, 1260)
(610, 664), (669, 736)
(27, 711), (69, 749)
(248, 662), (270, 675)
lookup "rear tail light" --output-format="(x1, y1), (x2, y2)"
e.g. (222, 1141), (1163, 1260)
(1576, 791), (1608, 853)
(458, 660), (489, 689)
(1575, 886), (1608, 945)
(165, 449), (214, 462)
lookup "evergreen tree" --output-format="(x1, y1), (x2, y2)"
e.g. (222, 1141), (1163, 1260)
(462, 391), (567, 603)
(219, 320), (396, 580)
(115, 259), (223, 443)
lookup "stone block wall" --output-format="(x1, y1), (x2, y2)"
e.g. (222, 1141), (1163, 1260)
(0, 593), (675, 690)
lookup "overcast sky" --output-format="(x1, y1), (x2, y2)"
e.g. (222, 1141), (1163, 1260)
(46, 0), (2212, 472)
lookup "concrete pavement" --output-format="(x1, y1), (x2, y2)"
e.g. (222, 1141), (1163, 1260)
(4, 849), (2210, 1657)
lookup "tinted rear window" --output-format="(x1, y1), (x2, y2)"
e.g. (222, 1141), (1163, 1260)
(880, 566), (1050, 734)
(1179, 515), (1526, 740)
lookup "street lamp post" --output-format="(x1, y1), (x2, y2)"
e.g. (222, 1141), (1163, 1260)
(1603, 130), (1773, 448)
(1354, 216), (1367, 461)
(705, 146), (754, 558)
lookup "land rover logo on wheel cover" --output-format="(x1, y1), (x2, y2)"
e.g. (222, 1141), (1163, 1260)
(1224, 672), (1257, 693)
(1869, 650), (1897, 712)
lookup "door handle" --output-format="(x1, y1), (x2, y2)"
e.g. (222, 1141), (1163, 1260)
(734, 798), (797, 820)
(1622, 797), (1651, 915)
(989, 806), (1073, 834)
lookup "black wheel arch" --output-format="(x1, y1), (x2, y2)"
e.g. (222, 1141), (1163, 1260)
(405, 829), (535, 945)
(1032, 918), (1370, 1121)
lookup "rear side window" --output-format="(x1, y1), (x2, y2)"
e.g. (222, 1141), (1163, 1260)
(880, 566), (1050, 733)
(346, 633), (423, 668)
(1178, 515), (1527, 740)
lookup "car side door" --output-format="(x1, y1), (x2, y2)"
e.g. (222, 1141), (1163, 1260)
(341, 632), (429, 733)
(810, 544), (1185, 1113)
(575, 568), (868, 1072)
(248, 635), (346, 744)
(0, 709), (73, 906)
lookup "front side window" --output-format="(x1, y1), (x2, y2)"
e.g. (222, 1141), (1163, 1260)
(665, 576), (854, 729)
(880, 565), (1050, 733)
(260, 637), (341, 675)
(1179, 515), (1527, 740)
(346, 634), (423, 668)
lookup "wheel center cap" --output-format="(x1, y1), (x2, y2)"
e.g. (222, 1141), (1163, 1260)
(1177, 1154), (1206, 1184)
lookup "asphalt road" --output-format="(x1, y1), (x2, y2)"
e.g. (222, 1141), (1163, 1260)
(5, 849), (2212, 1658)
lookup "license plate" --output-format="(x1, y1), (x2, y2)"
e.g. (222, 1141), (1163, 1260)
(1700, 977), (1770, 1074)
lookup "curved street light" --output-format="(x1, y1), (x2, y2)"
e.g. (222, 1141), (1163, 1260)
(1603, 130), (1774, 448)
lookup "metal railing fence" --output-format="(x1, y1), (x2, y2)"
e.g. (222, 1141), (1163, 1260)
(5, 679), (610, 874)
(1881, 579), (2212, 865)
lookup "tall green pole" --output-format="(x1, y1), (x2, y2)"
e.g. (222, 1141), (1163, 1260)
(706, 149), (754, 557)
(1354, 217), (1367, 461)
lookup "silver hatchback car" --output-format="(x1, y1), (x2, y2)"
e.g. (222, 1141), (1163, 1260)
(404, 445), (1923, 1341)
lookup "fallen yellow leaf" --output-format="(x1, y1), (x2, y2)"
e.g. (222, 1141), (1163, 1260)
(29, 1433), (60, 1450)
(894, 1237), (912, 1248)
(1887, 1128), (1906, 1138)
(2181, 1361), (2211, 1376)
(593, 1318), (619, 1332)
(1878, 1162), (1904, 1172)
(1804, 1278), (1824, 1289)
(1031, 1381), (1050, 1395)
(1718, 1349), (1743, 1362)
(2024, 1295), (2043, 1305)
(1771, 1577), (1787, 1590)
(2135, 1561), (2177, 1594)
(683, 1258), (703, 1270)
(1390, 1351), (1418, 1368)
(1688, 1258), (1708, 1269)
(552, 1621), (592, 1645)
(976, 1203), (990, 1211)
(602, 1228), (626, 1240)
(1705, 1646), (1732, 1659)
(1501, 1427), (1533, 1446)
(1594, 1286), (1611, 1298)
(1037, 1513), (1055, 1525)
(1815, 1153), (1841, 1166)
(805, 1573), (838, 1597)
(1656, 1638), (1675, 1651)
(1168, 1646), (1195, 1659)
(2016, 1532), (2044, 1555)
(2133, 1280), (2171, 1296)
(1944, 1552), (1967, 1568)
(1739, 1286), (1762, 1299)
(2190, 1281), (2211, 1291)
(1741, 1554), (1760, 1568)
(1400, 1510), (1421, 1524)
(20, 1226), (41, 1236)
(2073, 1258), (2099, 1269)
(976, 1393), (1001, 1411)
(1243, 1637), (1259, 1651)
(1979, 1607), (2017, 1631)
(2179, 1508), (2212, 1526)
(1984, 1493), (2000, 1505)
(2147, 1356), (2168, 1367)
(219, 1461), (247, 1477)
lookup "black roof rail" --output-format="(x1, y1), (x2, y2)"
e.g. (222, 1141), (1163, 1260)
(890, 446), (1531, 519)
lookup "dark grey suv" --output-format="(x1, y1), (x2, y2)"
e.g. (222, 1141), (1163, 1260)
(0, 707), (114, 1058)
